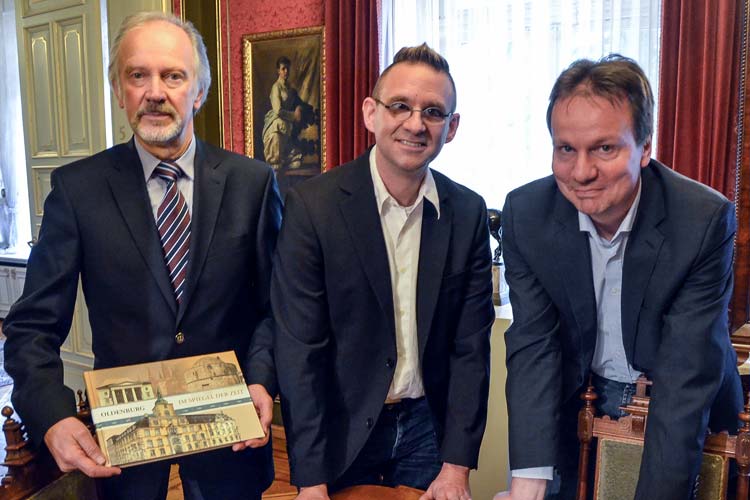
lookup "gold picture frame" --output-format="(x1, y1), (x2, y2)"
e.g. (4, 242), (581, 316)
(243, 27), (326, 195)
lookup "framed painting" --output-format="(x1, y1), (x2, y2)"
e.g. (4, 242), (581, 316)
(243, 27), (325, 196)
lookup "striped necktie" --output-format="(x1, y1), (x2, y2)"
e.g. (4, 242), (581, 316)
(154, 162), (191, 303)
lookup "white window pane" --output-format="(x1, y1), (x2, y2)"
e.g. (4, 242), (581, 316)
(386, 0), (661, 211)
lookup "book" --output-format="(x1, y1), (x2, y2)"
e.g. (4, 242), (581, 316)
(83, 351), (264, 467)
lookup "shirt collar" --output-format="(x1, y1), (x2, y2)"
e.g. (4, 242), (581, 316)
(368, 146), (441, 219)
(136, 136), (196, 182)
(578, 179), (642, 240)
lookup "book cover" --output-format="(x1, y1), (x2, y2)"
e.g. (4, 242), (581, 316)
(83, 351), (264, 467)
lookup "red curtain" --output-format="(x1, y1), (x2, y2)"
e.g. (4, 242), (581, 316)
(324, 0), (379, 170)
(656, 0), (743, 200)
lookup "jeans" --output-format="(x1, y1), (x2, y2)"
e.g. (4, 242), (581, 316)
(591, 373), (637, 419)
(330, 397), (442, 492)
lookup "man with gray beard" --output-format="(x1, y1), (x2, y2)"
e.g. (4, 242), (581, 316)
(3, 12), (281, 500)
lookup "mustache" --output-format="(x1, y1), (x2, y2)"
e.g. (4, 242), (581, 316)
(136, 103), (177, 119)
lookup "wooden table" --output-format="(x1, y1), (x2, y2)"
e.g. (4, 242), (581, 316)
(331, 485), (424, 500)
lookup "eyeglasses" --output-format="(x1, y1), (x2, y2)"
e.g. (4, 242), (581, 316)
(372, 98), (453, 124)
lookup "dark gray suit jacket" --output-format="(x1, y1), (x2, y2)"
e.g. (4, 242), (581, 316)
(503, 159), (742, 499)
(272, 152), (495, 486)
(4, 138), (281, 484)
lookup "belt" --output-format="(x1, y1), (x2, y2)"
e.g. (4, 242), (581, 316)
(383, 396), (425, 410)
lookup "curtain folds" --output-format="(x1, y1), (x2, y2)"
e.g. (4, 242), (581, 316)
(656, 0), (743, 199)
(324, 0), (379, 170)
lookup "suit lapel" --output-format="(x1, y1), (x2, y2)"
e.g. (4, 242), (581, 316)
(552, 192), (598, 352)
(177, 140), (226, 323)
(106, 140), (176, 315)
(416, 180), (451, 357)
(621, 166), (665, 359)
(338, 157), (395, 335)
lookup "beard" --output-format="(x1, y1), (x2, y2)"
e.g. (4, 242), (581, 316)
(131, 102), (184, 145)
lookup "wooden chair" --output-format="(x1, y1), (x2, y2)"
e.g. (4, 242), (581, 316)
(331, 484), (424, 500)
(576, 376), (750, 500)
(0, 390), (98, 500)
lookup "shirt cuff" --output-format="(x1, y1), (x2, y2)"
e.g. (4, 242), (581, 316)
(511, 467), (554, 481)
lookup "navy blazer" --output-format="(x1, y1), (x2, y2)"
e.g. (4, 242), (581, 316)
(4, 138), (281, 485)
(503, 159), (742, 499)
(272, 151), (495, 486)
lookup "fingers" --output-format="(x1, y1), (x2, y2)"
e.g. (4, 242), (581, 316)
(257, 398), (273, 429)
(77, 458), (122, 478)
(44, 417), (121, 478)
(423, 462), (472, 500)
(247, 384), (274, 432)
(422, 486), (471, 500)
(232, 433), (270, 451)
(296, 484), (329, 500)
(234, 384), (274, 450)
(77, 429), (106, 466)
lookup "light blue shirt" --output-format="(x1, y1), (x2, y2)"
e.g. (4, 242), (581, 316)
(581, 182), (643, 384)
(512, 182), (643, 482)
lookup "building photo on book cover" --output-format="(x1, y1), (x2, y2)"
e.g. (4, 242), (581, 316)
(83, 351), (264, 467)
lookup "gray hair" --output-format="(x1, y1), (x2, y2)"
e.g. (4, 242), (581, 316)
(108, 11), (211, 110)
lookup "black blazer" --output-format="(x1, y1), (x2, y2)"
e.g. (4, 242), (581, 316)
(502, 159), (742, 499)
(271, 152), (495, 487)
(4, 139), (281, 484)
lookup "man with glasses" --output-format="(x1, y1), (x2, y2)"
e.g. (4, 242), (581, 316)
(272, 44), (494, 500)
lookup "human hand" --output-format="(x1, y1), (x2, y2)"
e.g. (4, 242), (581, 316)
(233, 384), (273, 450)
(493, 477), (546, 500)
(294, 106), (303, 122)
(296, 483), (330, 500)
(44, 416), (121, 478)
(420, 462), (471, 500)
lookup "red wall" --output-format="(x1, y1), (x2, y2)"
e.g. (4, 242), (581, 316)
(174, 0), (324, 152)
(223, 0), (324, 153)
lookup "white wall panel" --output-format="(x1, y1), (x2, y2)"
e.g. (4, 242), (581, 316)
(58, 16), (90, 156)
(30, 165), (53, 216)
(26, 23), (58, 157)
(20, 0), (81, 18)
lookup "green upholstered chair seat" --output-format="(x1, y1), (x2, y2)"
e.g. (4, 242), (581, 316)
(594, 439), (729, 500)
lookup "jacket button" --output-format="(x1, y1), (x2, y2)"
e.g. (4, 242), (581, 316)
(386, 358), (395, 368)
(366, 417), (374, 428)
(175, 332), (185, 344)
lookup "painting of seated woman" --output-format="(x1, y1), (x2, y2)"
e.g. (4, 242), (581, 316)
(244, 28), (325, 197)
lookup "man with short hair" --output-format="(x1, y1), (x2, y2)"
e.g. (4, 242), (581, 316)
(501, 55), (743, 500)
(4, 12), (281, 500)
(272, 44), (494, 500)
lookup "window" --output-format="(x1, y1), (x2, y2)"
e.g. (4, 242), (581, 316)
(382, 0), (662, 211)
(0, 0), (31, 254)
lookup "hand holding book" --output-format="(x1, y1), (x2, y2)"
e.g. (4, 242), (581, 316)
(84, 351), (265, 467)
(44, 416), (122, 478)
(232, 383), (273, 451)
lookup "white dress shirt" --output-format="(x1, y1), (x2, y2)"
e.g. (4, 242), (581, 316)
(369, 147), (441, 401)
